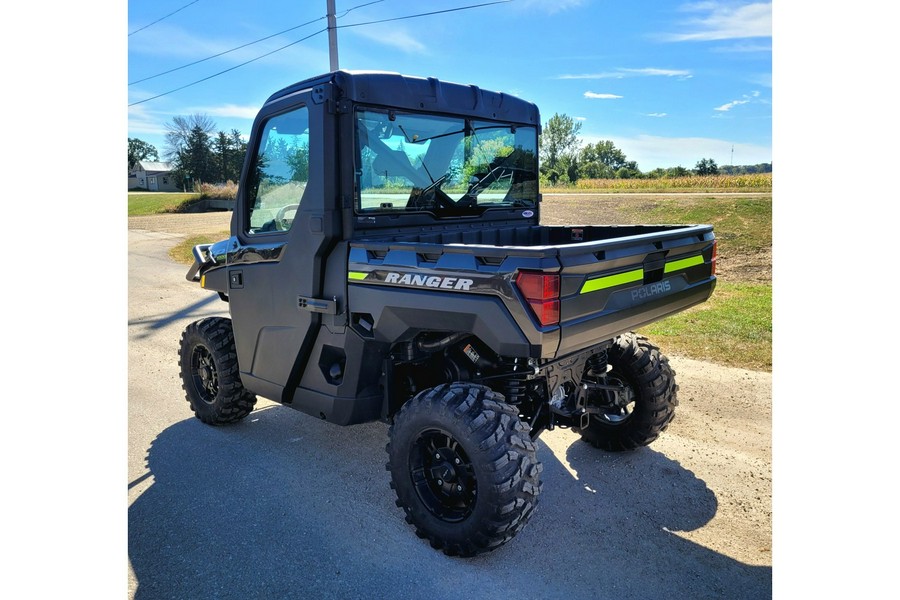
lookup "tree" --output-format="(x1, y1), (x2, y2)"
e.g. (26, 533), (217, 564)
(229, 129), (247, 181)
(695, 158), (719, 175)
(720, 162), (772, 175)
(128, 138), (158, 168)
(214, 131), (230, 183)
(286, 143), (310, 182)
(210, 130), (247, 183)
(187, 126), (217, 184)
(577, 140), (633, 179)
(165, 114), (217, 187)
(539, 113), (581, 182)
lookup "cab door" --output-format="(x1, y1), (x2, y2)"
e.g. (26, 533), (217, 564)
(226, 89), (336, 403)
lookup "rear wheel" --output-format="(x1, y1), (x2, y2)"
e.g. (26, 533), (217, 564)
(387, 383), (542, 557)
(574, 333), (677, 451)
(178, 317), (256, 425)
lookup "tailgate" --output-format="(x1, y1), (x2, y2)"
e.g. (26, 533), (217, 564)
(553, 224), (716, 356)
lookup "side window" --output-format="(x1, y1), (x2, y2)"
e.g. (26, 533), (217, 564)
(245, 105), (311, 234)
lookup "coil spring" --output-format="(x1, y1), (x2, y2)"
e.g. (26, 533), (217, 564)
(501, 358), (528, 405)
(585, 350), (608, 378)
(504, 379), (526, 405)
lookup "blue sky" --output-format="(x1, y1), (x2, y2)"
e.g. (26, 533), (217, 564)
(127, 0), (772, 171)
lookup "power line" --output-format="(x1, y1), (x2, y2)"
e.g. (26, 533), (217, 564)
(128, 16), (326, 86)
(128, 1), (384, 86)
(128, 29), (328, 107)
(336, 0), (512, 29)
(338, 0), (386, 17)
(128, 0), (201, 37)
(128, 1), (513, 107)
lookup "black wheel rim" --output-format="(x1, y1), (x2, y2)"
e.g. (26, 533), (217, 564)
(409, 428), (477, 523)
(595, 373), (635, 425)
(190, 344), (219, 404)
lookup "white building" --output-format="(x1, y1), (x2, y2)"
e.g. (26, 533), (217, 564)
(129, 161), (179, 191)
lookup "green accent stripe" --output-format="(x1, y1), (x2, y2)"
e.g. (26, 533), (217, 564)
(664, 255), (704, 273)
(580, 268), (644, 294)
(348, 271), (368, 281)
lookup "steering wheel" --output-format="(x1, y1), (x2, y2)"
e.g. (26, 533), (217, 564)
(275, 204), (300, 231)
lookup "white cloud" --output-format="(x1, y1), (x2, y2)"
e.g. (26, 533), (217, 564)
(129, 24), (238, 61)
(558, 68), (691, 80)
(517, 0), (585, 14)
(661, 2), (772, 42)
(194, 104), (260, 119)
(584, 92), (623, 99)
(580, 133), (770, 170)
(127, 104), (169, 137)
(712, 41), (772, 53)
(715, 99), (749, 112)
(575, 116), (588, 121)
(619, 68), (692, 77)
(714, 90), (761, 112)
(352, 27), (426, 54)
(128, 23), (330, 70)
(646, 113), (668, 118)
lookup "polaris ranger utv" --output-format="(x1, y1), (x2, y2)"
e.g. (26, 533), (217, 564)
(179, 70), (717, 557)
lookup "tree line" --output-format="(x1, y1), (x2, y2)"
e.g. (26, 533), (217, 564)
(538, 112), (771, 184)
(128, 111), (771, 191)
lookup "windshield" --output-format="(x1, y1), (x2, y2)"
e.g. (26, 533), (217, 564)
(355, 109), (538, 217)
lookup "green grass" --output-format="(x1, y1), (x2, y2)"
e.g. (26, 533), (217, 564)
(619, 196), (772, 255)
(128, 193), (200, 216)
(639, 281), (772, 371)
(169, 232), (230, 264)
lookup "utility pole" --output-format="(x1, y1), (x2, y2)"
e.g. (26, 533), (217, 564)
(327, 0), (339, 71)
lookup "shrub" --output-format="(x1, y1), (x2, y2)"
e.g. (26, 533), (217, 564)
(194, 180), (239, 200)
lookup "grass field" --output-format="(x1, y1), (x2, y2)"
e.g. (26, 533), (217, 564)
(128, 193), (199, 216)
(138, 188), (772, 372)
(169, 233), (230, 264)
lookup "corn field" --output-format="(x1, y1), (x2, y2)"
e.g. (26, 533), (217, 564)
(545, 173), (772, 192)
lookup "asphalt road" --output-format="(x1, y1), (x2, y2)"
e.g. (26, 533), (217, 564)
(128, 226), (771, 600)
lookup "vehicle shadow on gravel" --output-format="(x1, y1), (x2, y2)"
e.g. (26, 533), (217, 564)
(127, 294), (221, 341)
(129, 405), (771, 600)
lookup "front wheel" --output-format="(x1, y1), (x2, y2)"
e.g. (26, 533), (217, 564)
(387, 383), (542, 557)
(574, 333), (678, 451)
(178, 317), (256, 425)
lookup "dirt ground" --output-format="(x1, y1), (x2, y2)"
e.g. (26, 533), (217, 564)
(128, 201), (772, 586)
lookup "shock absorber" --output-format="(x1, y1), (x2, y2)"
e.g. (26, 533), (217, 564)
(585, 350), (608, 379)
(501, 357), (529, 405)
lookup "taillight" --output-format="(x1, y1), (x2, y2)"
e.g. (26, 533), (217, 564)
(515, 271), (560, 327)
(711, 241), (718, 276)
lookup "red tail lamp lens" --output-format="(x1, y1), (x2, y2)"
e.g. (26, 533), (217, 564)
(527, 298), (560, 327)
(516, 271), (560, 326)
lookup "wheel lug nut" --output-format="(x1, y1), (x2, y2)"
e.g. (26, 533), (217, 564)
(454, 458), (460, 464)
(456, 485), (462, 491)
(435, 453), (441, 459)
(437, 479), (443, 485)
